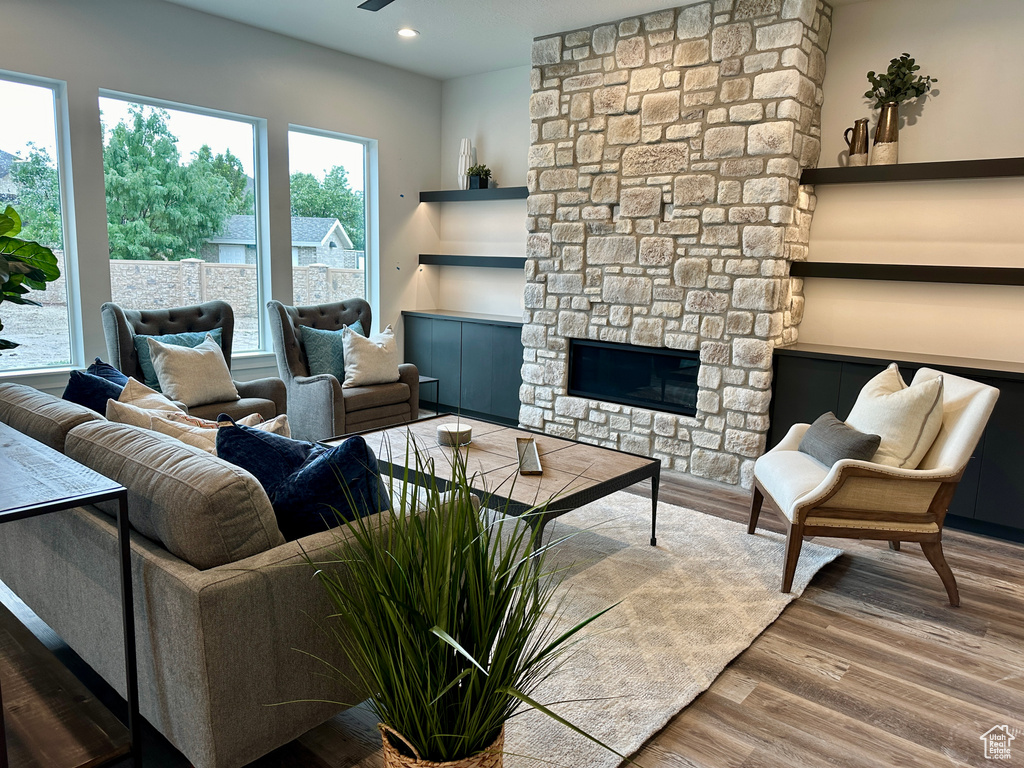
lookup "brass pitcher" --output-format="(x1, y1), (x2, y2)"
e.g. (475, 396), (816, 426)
(843, 118), (869, 166)
(870, 101), (899, 165)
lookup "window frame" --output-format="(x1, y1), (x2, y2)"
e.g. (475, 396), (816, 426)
(286, 124), (375, 316)
(98, 89), (270, 352)
(0, 68), (80, 372)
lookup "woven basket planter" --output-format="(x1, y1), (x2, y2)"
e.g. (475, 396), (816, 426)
(379, 724), (504, 768)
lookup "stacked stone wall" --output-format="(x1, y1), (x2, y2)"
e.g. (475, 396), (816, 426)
(521, 0), (830, 487)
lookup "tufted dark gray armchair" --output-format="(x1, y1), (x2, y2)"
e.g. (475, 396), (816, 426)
(101, 300), (287, 420)
(267, 298), (418, 442)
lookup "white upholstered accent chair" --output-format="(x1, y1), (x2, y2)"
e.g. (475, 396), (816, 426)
(748, 367), (999, 606)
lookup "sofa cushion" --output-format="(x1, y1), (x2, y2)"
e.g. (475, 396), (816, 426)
(63, 371), (124, 414)
(216, 423), (388, 541)
(87, 357), (129, 387)
(846, 363), (944, 469)
(273, 436), (390, 541)
(798, 412), (881, 467)
(342, 325), (400, 388)
(65, 420), (285, 569)
(148, 334), (240, 408)
(300, 320), (365, 381)
(341, 381), (413, 413)
(117, 377), (182, 412)
(133, 326), (223, 391)
(0, 382), (102, 452)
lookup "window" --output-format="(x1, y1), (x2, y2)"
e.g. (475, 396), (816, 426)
(0, 73), (73, 372)
(99, 95), (263, 350)
(288, 128), (368, 306)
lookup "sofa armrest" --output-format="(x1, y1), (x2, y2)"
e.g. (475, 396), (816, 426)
(236, 376), (287, 415)
(398, 363), (419, 420)
(288, 373), (344, 441)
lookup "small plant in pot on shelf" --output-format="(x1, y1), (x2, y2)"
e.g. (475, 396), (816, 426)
(466, 164), (492, 189)
(305, 443), (627, 768)
(0, 206), (61, 353)
(863, 52), (937, 165)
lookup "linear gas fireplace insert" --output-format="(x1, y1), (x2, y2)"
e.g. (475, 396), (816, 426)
(566, 338), (699, 417)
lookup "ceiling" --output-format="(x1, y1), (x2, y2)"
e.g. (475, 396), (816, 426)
(161, 0), (867, 81)
(159, 0), (702, 80)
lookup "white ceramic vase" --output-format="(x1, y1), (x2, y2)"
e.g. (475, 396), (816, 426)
(457, 138), (473, 190)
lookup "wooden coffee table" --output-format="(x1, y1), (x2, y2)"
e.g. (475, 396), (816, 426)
(326, 415), (662, 546)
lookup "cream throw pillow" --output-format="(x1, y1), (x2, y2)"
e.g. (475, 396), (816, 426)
(117, 377), (182, 412)
(148, 334), (239, 408)
(106, 399), (291, 454)
(342, 324), (401, 388)
(845, 363), (944, 469)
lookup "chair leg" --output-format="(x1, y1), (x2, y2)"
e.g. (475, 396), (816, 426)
(889, 540), (901, 552)
(747, 484), (764, 535)
(921, 541), (960, 607)
(781, 525), (804, 593)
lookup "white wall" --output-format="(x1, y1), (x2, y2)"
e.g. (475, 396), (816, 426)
(1, 0), (442, 390)
(415, 66), (531, 317)
(799, 0), (1024, 363)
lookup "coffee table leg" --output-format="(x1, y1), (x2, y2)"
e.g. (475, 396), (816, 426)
(650, 465), (661, 547)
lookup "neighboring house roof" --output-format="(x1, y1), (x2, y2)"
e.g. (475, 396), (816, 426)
(209, 214), (355, 250)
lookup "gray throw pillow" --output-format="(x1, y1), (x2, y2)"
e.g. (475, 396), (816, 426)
(798, 412), (882, 467)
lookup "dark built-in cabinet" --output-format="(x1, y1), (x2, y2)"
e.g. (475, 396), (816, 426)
(403, 310), (524, 424)
(769, 344), (1024, 541)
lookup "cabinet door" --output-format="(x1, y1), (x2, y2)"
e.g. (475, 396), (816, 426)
(431, 319), (462, 410)
(460, 322), (494, 414)
(974, 378), (1024, 529)
(769, 356), (842, 447)
(490, 324), (524, 422)
(403, 315), (432, 378)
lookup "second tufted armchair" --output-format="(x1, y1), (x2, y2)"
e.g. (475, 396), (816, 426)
(267, 298), (418, 442)
(101, 300), (287, 420)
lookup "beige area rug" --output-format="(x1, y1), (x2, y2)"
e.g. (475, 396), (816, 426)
(503, 491), (842, 768)
(309, 491), (841, 767)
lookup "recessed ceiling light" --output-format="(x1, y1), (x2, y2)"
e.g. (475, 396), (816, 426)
(397, 27), (419, 38)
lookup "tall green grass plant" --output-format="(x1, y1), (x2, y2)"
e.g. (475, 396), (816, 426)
(307, 437), (621, 763)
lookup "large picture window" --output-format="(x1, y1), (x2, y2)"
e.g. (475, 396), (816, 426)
(0, 74), (73, 372)
(99, 95), (263, 350)
(288, 128), (368, 306)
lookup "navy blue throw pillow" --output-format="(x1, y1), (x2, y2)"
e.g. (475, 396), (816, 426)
(87, 357), (129, 387)
(62, 370), (125, 414)
(215, 417), (316, 499)
(215, 418), (389, 541)
(274, 436), (390, 540)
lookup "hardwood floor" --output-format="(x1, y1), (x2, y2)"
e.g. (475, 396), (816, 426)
(627, 472), (1024, 768)
(2, 470), (1022, 768)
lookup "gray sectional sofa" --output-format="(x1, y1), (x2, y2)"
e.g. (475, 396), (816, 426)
(0, 382), (367, 768)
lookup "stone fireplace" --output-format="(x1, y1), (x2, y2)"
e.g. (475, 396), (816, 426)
(520, 0), (830, 488)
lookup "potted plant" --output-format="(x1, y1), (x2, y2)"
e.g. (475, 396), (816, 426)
(306, 443), (626, 767)
(0, 206), (61, 353)
(863, 53), (937, 165)
(466, 164), (492, 190)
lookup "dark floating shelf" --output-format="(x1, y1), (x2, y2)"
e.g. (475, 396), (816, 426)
(419, 254), (526, 269)
(790, 262), (1024, 286)
(419, 186), (529, 202)
(799, 157), (1024, 185)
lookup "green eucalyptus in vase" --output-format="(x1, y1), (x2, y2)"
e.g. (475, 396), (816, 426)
(863, 53), (937, 165)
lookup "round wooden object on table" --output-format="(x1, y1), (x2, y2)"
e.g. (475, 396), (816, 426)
(436, 423), (472, 447)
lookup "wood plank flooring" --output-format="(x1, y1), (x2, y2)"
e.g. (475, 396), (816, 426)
(2, 470), (1022, 768)
(0, 601), (128, 768)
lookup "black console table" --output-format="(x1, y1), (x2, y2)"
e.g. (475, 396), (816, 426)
(0, 421), (141, 767)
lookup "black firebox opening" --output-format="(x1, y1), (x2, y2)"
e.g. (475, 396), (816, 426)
(567, 338), (699, 417)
